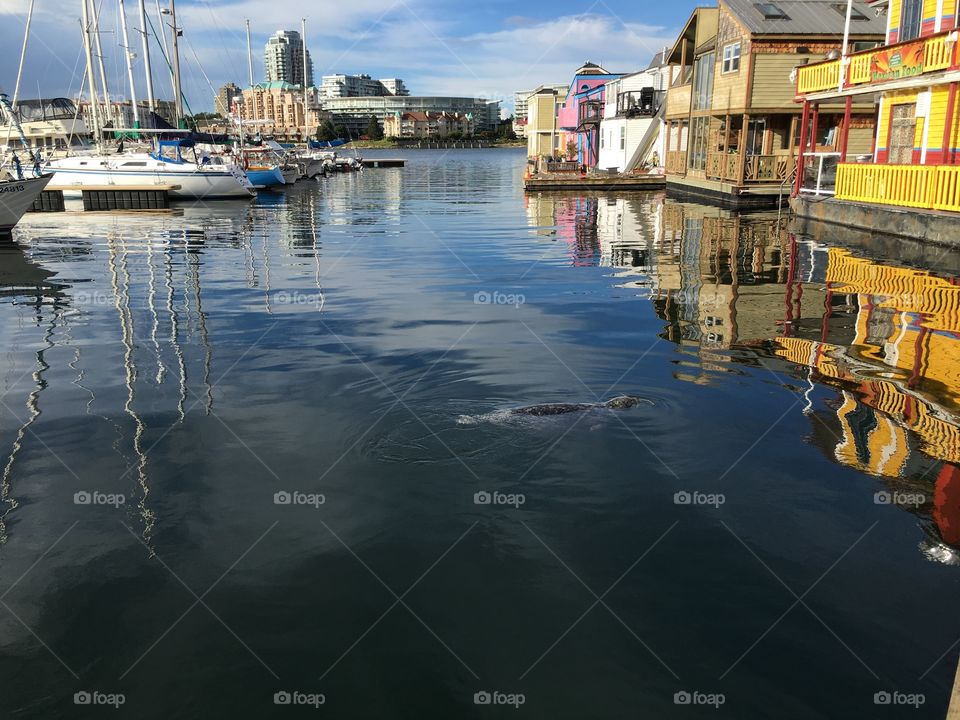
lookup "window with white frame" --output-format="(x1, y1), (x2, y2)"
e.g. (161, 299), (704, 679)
(722, 42), (741, 74)
(620, 126), (625, 150)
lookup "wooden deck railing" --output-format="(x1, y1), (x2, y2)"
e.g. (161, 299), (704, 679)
(706, 153), (791, 183)
(797, 30), (959, 97)
(836, 163), (960, 212)
(666, 151), (687, 174)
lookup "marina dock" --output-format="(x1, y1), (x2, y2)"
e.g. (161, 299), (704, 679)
(36, 186), (178, 211)
(360, 158), (405, 168)
(524, 173), (666, 191)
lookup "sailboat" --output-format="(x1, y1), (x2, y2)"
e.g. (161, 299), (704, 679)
(1, 95), (54, 234)
(47, 140), (255, 198)
(45, 0), (254, 200)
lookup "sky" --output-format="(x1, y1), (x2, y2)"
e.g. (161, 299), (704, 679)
(0, 0), (702, 115)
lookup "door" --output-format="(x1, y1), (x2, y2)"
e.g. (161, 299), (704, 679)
(889, 104), (916, 164)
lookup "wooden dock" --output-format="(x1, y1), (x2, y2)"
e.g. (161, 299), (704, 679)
(360, 159), (405, 168)
(948, 654), (960, 720)
(524, 173), (666, 191)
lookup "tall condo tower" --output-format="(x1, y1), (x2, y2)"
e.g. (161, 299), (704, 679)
(264, 30), (314, 86)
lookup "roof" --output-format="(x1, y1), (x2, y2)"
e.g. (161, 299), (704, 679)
(646, 49), (670, 69)
(252, 81), (301, 91)
(722, 0), (887, 35)
(574, 61), (610, 75)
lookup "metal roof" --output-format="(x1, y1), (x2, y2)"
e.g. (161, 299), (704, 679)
(722, 0), (887, 35)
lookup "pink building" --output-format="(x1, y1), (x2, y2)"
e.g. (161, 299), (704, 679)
(556, 62), (622, 166)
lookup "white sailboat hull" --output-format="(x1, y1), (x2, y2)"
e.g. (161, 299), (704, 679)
(0, 174), (53, 233)
(46, 155), (255, 199)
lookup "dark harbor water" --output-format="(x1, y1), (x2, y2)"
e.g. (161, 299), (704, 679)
(2, 148), (959, 718)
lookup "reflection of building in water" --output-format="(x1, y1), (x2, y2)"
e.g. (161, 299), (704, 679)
(656, 217), (960, 558)
(651, 202), (790, 383)
(538, 193), (960, 559)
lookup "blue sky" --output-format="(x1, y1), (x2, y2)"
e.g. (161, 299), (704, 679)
(0, 0), (703, 114)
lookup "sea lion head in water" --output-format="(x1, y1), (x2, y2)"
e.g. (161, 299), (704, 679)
(509, 395), (653, 417)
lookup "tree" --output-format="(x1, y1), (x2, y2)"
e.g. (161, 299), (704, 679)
(315, 119), (338, 142)
(364, 115), (384, 141)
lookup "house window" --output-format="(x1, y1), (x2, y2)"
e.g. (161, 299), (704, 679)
(601, 130), (605, 149)
(722, 42), (741, 73)
(831, 3), (869, 20)
(692, 52), (716, 110)
(899, 0), (922, 40)
(620, 126), (625, 150)
(754, 2), (789, 19)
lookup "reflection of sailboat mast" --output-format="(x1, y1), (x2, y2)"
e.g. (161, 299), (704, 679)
(0, 305), (58, 545)
(262, 232), (273, 314)
(109, 234), (155, 543)
(147, 239), (166, 383)
(164, 239), (187, 422)
(187, 250), (213, 414)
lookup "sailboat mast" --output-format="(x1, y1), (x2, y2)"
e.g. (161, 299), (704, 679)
(245, 20), (253, 88)
(168, 0), (183, 126)
(80, 0), (102, 142)
(246, 20), (258, 124)
(137, 0), (155, 113)
(91, 0), (114, 125)
(12, 0), (35, 107)
(301, 17), (309, 144)
(118, 0), (139, 124)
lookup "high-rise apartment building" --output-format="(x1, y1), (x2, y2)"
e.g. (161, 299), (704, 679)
(264, 30), (314, 87)
(318, 74), (409, 99)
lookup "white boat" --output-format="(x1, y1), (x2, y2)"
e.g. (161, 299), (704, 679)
(46, 140), (255, 199)
(0, 172), (53, 234)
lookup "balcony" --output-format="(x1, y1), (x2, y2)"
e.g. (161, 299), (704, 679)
(796, 30), (959, 97)
(617, 90), (663, 118)
(577, 100), (604, 128)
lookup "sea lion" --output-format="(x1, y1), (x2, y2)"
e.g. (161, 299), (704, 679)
(456, 395), (653, 426)
(510, 395), (653, 416)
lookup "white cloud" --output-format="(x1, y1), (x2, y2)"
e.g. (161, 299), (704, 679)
(0, 4), (679, 114)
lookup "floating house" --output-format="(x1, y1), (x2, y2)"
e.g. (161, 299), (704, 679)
(663, 0), (885, 207)
(596, 51), (674, 173)
(793, 0), (960, 244)
(556, 62), (623, 166)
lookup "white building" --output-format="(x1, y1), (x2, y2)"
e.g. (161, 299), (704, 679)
(319, 74), (408, 98)
(264, 30), (314, 87)
(321, 96), (500, 135)
(596, 52), (673, 173)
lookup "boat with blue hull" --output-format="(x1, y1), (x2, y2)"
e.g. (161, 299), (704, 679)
(245, 165), (286, 188)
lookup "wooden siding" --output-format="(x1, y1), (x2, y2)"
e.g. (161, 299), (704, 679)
(666, 84), (692, 118)
(713, 6), (748, 114)
(752, 54), (815, 109)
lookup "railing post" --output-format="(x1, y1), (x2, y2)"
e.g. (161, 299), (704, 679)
(794, 101), (810, 196)
(840, 95), (852, 163)
(944, 82), (958, 164)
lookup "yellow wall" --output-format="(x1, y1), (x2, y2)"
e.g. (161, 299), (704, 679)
(877, 85), (960, 160)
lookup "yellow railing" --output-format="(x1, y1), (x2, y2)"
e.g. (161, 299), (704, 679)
(836, 163), (960, 212)
(797, 30), (957, 96)
(924, 33), (953, 72)
(796, 60), (841, 94)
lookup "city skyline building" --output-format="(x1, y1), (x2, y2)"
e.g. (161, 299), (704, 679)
(264, 30), (314, 87)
